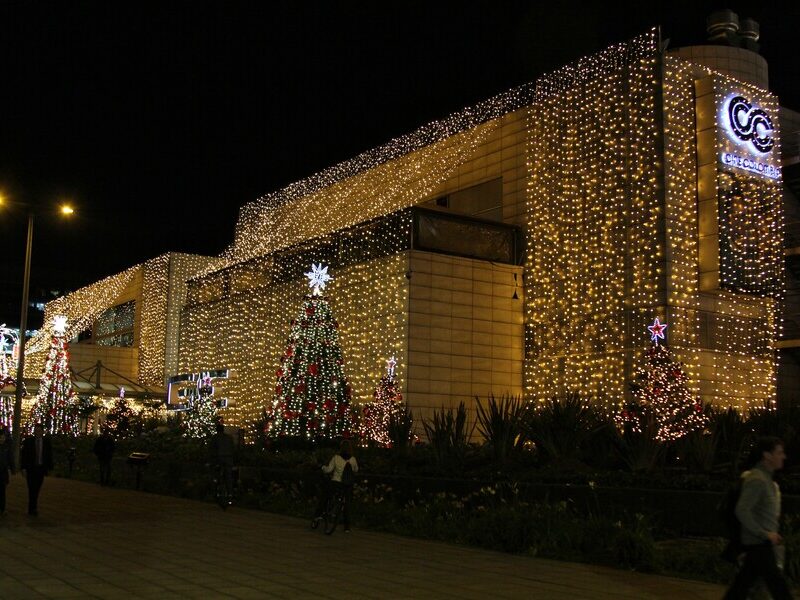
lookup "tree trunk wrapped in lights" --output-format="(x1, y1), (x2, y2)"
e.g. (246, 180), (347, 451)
(617, 318), (708, 442)
(268, 264), (353, 441)
(29, 316), (79, 435)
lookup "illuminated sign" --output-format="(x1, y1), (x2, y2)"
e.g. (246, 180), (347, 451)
(720, 152), (780, 179)
(716, 89), (780, 181)
(167, 368), (235, 411)
(726, 95), (774, 153)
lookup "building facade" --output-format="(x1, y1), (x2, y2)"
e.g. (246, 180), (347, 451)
(33, 25), (794, 432)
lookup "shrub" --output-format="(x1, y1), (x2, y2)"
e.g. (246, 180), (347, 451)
(524, 392), (605, 465)
(474, 393), (528, 464)
(615, 410), (666, 473)
(387, 405), (415, 453)
(421, 402), (475, 469)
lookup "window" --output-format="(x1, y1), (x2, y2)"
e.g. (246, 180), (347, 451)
(93, 301), (135, 347)
(423, 178), (503, 222)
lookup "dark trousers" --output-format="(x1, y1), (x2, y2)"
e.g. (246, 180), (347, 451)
(724, 542), (793, 600)
(314, 480), (353, 528)
(217, 462), (233, 498)
(98, 458), (112, 485)
(0, 481), (6, 513)
(26, 467), (45, 515)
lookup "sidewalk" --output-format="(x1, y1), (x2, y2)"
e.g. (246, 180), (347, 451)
(0, 474), (725, 599)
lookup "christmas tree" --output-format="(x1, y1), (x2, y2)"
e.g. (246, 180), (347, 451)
(359, 356), (410, 447)
(617, 318), (707, 442)
(29, 316), (79, 435)
(104, 388), (134, 439)
(0, 324), (19, 430)
(268, 263), (353, 440)
(183, 375), (219, 438)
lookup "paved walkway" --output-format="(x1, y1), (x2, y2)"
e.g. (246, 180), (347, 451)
(0, 474), (725, 599)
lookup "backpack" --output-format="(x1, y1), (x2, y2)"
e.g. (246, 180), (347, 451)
(719, 478), (743, 563)
(341, 460), (354, 486)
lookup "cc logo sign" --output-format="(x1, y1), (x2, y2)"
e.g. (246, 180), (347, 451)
(727, 96), (774, 153)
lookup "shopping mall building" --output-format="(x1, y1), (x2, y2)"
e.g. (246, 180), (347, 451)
(23, 14), (800, 430)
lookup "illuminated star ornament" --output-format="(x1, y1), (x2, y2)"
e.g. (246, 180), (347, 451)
(647, 317), (667, 344)
(305, 263), (332, 295)
(53, 315), (68, 336)
(386, 356), (397, 377)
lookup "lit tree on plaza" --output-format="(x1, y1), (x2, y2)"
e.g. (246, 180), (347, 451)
(183, 374), (219, 438)
(359, 356), (410, 447)
(617, 318), (707, 442)
(268, 264), (353, 440)
(29, 316), (79, 435)
(0, 324), (20, 430)
(104, 388), (134, 439)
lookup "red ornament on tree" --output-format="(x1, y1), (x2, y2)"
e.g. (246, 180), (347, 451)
(308, 363), (319, 376)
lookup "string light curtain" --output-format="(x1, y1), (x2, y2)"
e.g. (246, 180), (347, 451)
(525, 30), (663, 412)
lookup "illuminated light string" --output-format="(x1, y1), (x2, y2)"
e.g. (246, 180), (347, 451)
(525, 30), (662, 413)
(661, 57), (702, 396)
(217, 83), (537, 271)
(662, 56), (782, 410)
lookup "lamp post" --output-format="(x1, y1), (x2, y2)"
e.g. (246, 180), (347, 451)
(12, 213), (35, 471)
(1, 198), (75, 470)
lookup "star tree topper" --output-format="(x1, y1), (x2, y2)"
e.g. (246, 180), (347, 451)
(647, 317), (667, 344)
(305, 263), (332, 295)
(53, 315), (68, 336)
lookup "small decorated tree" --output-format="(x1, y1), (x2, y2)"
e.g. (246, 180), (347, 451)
(268, 264), (353, 440)
(104, 388), (134, 439)
(359, 356), (410, 447)
(0, 324), (19, 430)
(29, 316), (79, 435)
(183, 375), (219, 438)
(617, 318), (707, 442)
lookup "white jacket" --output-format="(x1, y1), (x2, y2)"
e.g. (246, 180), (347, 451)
(322, 454), (358, 482)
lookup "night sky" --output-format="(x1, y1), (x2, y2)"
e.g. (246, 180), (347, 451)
(1, 1), (798, 329)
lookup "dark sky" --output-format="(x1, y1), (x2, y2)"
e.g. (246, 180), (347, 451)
(1, 0), (798, 328)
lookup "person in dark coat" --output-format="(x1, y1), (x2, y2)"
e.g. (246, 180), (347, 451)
(93, 430), (115, 486)
(20, 423), (54, 516)
(209, 421), (235, 504)
(0, 423), (13, 515)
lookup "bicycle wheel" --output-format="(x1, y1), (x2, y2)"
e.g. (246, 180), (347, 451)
(324, 495), (342, 535)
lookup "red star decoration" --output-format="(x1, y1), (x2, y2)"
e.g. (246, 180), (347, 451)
(647, 317), (667, 344)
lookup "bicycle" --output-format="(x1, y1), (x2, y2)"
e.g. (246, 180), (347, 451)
(211, 463), (234, 509)
(311, 481), (347, 535)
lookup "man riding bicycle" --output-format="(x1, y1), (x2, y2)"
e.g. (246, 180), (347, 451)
(313, 440), (358, 532)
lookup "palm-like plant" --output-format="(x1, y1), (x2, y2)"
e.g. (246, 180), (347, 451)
(475, 393), (528, 463)
(421, 402), (475, 468)
(523, 392), (605, 464)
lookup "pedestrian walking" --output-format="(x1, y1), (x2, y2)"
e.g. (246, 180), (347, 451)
(209, 421), (235, 504)
(20, 423), (54, 516)
(724, 436), (793, 600)
(0, 423), (13, 515)
(93, 430), (115, 485)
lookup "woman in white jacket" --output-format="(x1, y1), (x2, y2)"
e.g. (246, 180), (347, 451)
(313, 440), (358, 531)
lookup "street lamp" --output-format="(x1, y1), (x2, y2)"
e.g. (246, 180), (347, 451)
(1, 197), (74, 470)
